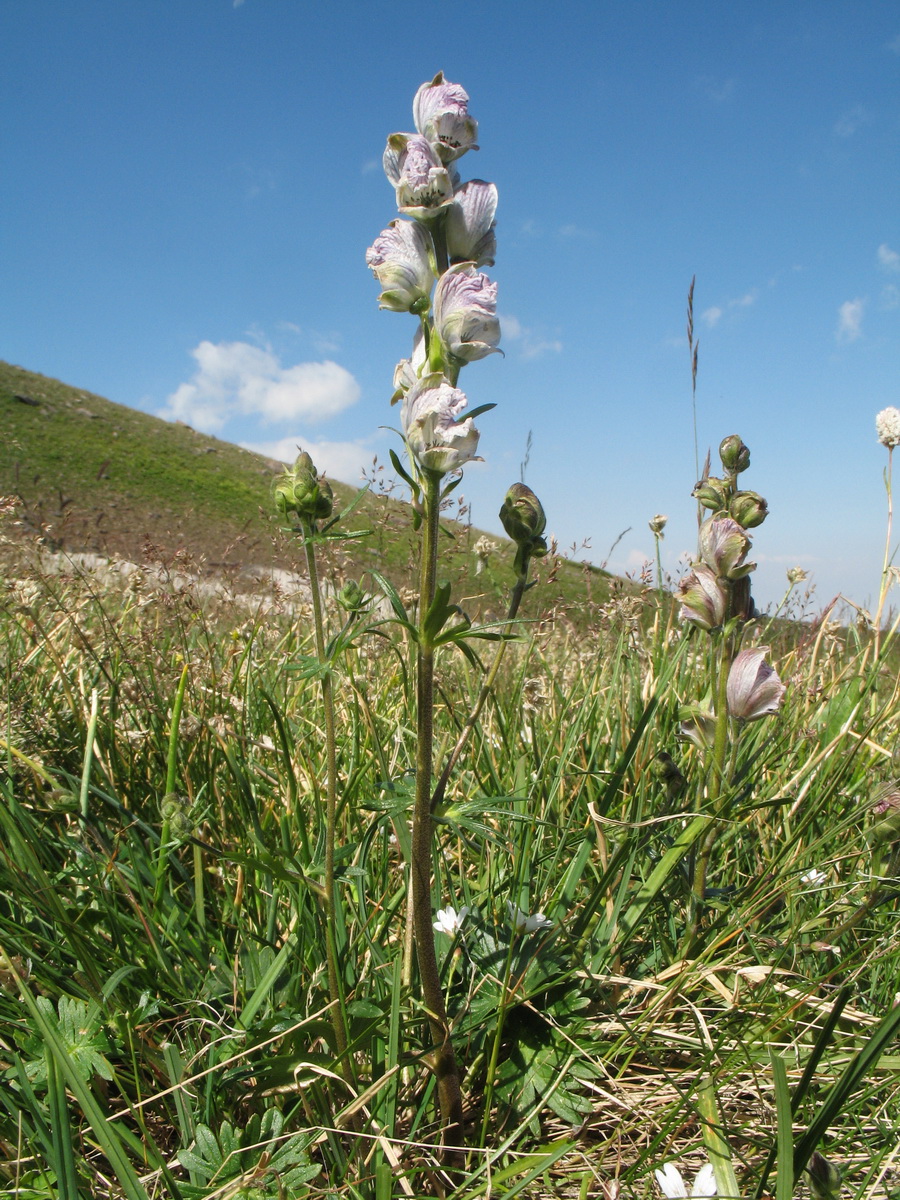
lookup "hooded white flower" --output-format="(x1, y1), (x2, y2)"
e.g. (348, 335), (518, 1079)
(726, 646), (786, 721)
(383, 133), (453, 217)
(433, 264), (501, 363)
(508, 901), (553, 934)
(654, 1162), (717, 1199)
(366, 220), (434, 313)
(434, 905), (470, 934)
(413, 72), (479, 163)
(402, 373), (480, 475)
(446, 180), (498, 268)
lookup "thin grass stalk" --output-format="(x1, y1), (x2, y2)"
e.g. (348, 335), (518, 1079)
(411, 469), (464, 1157)
(430, 557), (532, 814)
(78, 686), (99, 820)
(153, 663), (189, 907)
(301, 514), (352, 1081)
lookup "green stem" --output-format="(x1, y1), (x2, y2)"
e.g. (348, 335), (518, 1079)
(411, 471), (465, 1160)
(873, 446), (894, 661)
(153, 665), (189, 906)
(302, 518), (353, 1082)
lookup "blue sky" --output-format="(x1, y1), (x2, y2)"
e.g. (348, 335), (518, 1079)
(4, 2), (899, 611)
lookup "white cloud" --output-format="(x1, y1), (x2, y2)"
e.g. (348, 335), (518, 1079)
(701, 306), (722, 328)
(834, 105), (869, 137)
(500, 313), (562, 359)
(835, 298), (865, 343)
(242, 435), (378, 486)
(161, 340), (360, 432)
(878, 243), (900, 272)
(880, 284), (900, 311)
(729, 290), (757, 309)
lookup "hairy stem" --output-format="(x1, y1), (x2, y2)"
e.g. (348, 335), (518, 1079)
(411, 471), (465, 1159)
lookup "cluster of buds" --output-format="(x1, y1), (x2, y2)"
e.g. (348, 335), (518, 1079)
(367, 74), (499, 478)
(274, 451), (334, 523)
(678, 435), (769, 631)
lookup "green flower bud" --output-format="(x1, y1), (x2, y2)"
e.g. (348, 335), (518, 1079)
(274, 452), (334, 521)
(160, 792), (194, 842)
(719, 434), (751, 474)
(500, 483), (546, 545)
(337, 579), (367, 615)
(729, 489), (769, 528)
(650, 750), (686, 801)
(692, 476), (730, 511)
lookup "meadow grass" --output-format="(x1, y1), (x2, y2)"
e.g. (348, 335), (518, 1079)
(1, 503), (899, 1199)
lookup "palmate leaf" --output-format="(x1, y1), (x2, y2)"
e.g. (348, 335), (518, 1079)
(23, 996), (114, 1085)
(178, 1109), (319, 1195)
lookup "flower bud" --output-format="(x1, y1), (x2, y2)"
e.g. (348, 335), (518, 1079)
(274, 452), (334, 521)
(648, 513), (668, 537)
(337, 579), (367, 615)
(677, 565), (728, 630)
(726, 646), (785, 721)
(787, 565), (808, 585)
(160, 792), (194, 842)
(719, 434), (751, 474)
(650, 750), (685, 801)
(500, 483), (546, 545)
(693, 476), (730, 511)
(729, 490), (769, 529)
(699, 516), (754, 580)
(805, 1152), (842, 1200)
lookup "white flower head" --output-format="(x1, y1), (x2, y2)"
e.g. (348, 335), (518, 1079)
(508, 901), (553, 934)
(434, 905), (470, 935)
(655, 1162), (717, 1199)
(876, 407), (900, 449)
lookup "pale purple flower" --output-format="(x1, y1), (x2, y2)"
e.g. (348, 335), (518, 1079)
(508, 901), (553, 933)
(726, 646), (786, 721)
(366, 220), (435, 313)
(383, 133), (453, 217)
(677, 565), (728, 630)
(655, 1162), (716, 1199)
(698, 516), (754, 581)
(876, 407), (900, 449)
(446, 180), (498, 268)
(434, 905), (471, 934)
(433, 264), (501, 363)
(413, 72), (479, 163)
(402, 374), (480, 475)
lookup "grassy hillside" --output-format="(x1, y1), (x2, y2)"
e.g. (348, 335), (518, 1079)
(0, 360), (618, 614)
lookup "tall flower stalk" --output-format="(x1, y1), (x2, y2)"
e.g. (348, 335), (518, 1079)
(873, 407), (900, 659)
(274, 456), (352, 1083)
(677, 436), (784, 949)
(367, 72), (509, 1157)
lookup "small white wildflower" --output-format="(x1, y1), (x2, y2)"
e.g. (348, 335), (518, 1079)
(876, 407), (900, 449)
(433, 906), (470, 935)
(654, 1162), (717, 1199)
(507, 901), (553, 934)
(800, 868), (827, 886)
(787, 565), (808, 585)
